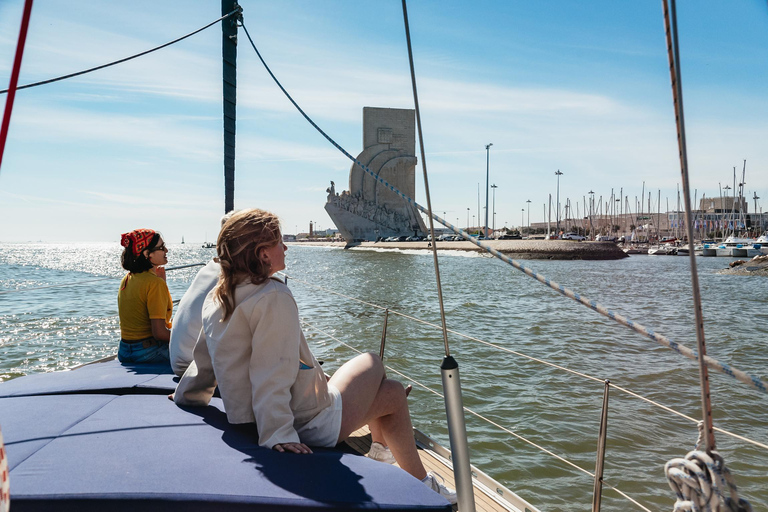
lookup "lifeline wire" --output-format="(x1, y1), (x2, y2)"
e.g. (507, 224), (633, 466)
(0, 8), (242, 95)
(0, 262), (205, 295)
(242, 24), (767, 397)
(301, 319), (653, 512)
(282, 272), (768, 452)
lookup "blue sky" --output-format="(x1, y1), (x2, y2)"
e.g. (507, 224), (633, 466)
(1, 1), (767, 242)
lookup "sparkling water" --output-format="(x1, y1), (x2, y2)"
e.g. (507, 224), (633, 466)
(1, 242), (766, 511)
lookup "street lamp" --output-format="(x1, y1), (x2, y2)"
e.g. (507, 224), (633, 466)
(485, 143), (493, 237)
(466, 207), (470, 230)
(526, 199), (531, 234)
(555, 170), (563, 234)
(588, 190), (595, 240)
(491, 184), (498, 235)
(521, 209), (525, 232)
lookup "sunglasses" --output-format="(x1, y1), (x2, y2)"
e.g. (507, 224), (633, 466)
(150, 244), (168, 252)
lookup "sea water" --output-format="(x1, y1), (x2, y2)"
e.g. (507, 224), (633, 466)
(1, 242), (766, 512)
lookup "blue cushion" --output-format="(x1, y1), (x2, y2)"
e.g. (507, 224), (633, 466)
(0, 359), (178, 398)
(1, 393), (451, 511)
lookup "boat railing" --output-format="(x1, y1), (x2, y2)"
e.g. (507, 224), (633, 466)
(282, 271), (767, 512)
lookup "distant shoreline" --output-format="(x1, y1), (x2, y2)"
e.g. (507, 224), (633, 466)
(288, 239), (628, 260)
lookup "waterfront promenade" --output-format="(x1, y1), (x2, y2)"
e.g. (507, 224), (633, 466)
(291, 239), (628, 260)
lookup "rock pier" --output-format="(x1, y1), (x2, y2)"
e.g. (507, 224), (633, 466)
(292, 239), (628, 260)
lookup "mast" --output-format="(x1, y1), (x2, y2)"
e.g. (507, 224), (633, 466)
(222, 0), (240, 213)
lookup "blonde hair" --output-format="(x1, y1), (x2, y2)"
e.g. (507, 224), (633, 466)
(212, 208), (282, 320)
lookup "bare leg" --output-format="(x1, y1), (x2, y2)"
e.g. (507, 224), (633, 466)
(369, 384), (412, 447)
(329, 353), (426, 479)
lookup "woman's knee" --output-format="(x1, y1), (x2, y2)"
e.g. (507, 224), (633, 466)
(378, 379), (407, 408)
(350, 352), (384, 377)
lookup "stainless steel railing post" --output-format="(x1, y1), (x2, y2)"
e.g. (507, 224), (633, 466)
(441, 355), (476, 512)
(379, 309), (389, 360)
(592, 379), (610, 512)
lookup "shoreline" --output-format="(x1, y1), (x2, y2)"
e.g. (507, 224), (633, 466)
(288, 239), (628, 260)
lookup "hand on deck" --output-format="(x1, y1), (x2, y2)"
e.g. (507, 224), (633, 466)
(273, 442), (313, 454)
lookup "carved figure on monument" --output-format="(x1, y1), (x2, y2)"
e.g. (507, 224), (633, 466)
(323, 107), (428, 242)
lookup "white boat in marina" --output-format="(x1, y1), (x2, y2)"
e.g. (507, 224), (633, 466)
(1, 2), (765, 512)
(715, 236), (762, 258)
(701, 243), (718, 257)
(648, 243), (677, 255)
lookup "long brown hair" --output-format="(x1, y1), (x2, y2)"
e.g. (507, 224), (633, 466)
(212, 209), (282, 320)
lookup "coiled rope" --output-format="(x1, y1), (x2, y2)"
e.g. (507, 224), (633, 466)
(242, 25), (766, 397)
(0, 8), (242, 95)
(665, 425), (752, 512)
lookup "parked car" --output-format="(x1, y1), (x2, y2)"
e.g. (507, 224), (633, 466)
(595, 234), (617, 242)
(561, 233), (586, 241)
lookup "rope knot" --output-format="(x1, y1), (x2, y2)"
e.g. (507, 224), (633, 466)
(665, 447), (752, 512)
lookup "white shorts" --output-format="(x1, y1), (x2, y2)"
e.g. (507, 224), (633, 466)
(296, 384), (343, 448)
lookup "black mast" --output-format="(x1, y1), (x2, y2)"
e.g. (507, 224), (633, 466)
(222, 1), (239, 213)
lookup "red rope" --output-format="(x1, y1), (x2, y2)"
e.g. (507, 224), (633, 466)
(0, 0), (34, 172)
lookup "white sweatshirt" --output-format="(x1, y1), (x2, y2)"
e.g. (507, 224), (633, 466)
(174, 278), (331, 449)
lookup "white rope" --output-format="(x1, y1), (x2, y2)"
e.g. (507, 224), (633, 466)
(665, 424), (753, 512)
(665, 451), (752, 512)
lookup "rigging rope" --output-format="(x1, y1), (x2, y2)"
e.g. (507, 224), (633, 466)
(661, 2), (751, 510)
(0, 9), (242, 95)
(242, 25), (767, 397)
(0, 262), (205, 295)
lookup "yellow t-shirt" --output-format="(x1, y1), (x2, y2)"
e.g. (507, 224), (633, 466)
(118, 270), (173, 340)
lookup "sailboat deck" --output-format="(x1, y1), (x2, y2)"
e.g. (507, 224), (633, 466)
(346, 426), (537, 512)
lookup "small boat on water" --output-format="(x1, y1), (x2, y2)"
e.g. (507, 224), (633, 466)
(647, 243), (677, 255)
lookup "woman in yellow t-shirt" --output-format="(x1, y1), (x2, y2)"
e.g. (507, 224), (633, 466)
(117, 228), (172, 363)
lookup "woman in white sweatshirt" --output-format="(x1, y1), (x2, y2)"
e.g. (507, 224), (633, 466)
(174, 208), (455, 504)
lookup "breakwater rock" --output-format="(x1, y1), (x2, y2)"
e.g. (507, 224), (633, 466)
(292, 239), (628, 260)
(718, 255), (768, 276)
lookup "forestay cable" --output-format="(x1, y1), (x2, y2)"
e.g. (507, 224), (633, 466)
(242, 24), (766, 397)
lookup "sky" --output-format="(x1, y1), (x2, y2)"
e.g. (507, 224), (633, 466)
(1, 0), (767, 242)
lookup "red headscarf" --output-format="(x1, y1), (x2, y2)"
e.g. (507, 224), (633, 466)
(121, 228), (156, 256)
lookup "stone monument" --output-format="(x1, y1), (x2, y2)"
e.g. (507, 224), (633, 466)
(324, 107), (427, 242)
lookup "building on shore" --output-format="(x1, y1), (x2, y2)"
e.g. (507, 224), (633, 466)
(527, 196), (766, 241)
